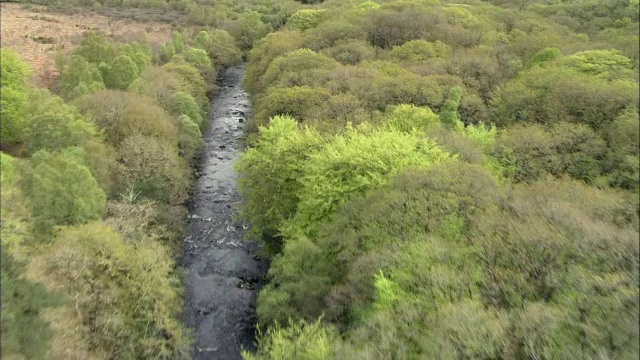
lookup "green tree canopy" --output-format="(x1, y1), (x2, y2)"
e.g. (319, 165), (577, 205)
(0, 49), (31, 148)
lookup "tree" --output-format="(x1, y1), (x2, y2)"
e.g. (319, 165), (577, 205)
(243, 319), (339, 360)
(59, 55), (105, 100)
(178, 114), (204, 163)
(23, 89), (97, 155)
(73, 32), (119, 65)
(27, 222), (190, 359)
(0, 49), (30, 149)
(101, 54), (139, 90)
(193, 29), (242, 67)
(237, 116), (325, 251)
(117, 134), (190, 204)
(1, 249), (58, 359)
(28, 148), (107, 236)
(287, 9), (327, 31)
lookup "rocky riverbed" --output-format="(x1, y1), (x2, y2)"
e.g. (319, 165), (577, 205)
(182, 66), (268, 360)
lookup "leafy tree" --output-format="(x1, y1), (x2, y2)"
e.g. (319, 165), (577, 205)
(254, 86), (332, 129)
(101, 54), (139, 90)
(234, 10), (272, 51)
(23, 89), (97, 155)
(388, 40), (450, 62)
(320, 39), (375, 65)
(178, 114), (204, 163)
(0, 49), (30, 148)
(117, 134), (190, 204)
(439, 86), (464, 131)
(27, 222), (190, 359)
(121, 42), (151, 71)
(287, 9), (327, 31)
(260, 48), (339, 93)
(385, 103), (439, 133)
(363, 5), (440, 48)
(193, 29), (242, 67)
(74, 32), (119, 65)
(245, 30), (305, 94)
(59, 55), (105, 99)
(162, 57), (209, 111)
(1, 249), (59, 359)
(237, 116), (325, 250)
(243, 319), (338, 360)
(27, 148), (107, 236)
(182, 46), (214, 76)
(492, 66), (638, 128)
(118, 95), (179, 146)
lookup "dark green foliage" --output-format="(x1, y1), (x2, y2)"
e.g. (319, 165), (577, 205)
(101, 54), (139, 90)
(0, 250), (59, 359)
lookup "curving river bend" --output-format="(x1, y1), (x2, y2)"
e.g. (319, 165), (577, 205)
(182, 66), (267, 360)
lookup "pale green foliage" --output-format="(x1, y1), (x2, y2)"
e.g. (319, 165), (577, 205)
(172, 31), (186, 54)
(60, 55), (106, 99)
(193, 29), (242, 67)
(254, 86), (332, 128)
(23, 89), (97, 155)
(182, 46), (214, 74)
(0, 49), (31, 147)
(261, 48), (339, 92)
(439, 86), (464, 131)
(171, 91), (204, 126)
(162, 57), (209, 110)
(0, 152), (31, 257)
(320, 39), (375, 65)
(463, 122), (497, 152)
(372, 271), (402, 311)
(285, 124), (452, 237)
(74, 32), (118, 65)
(236, 10), (272, 50)
(288, 9), (327, 31)
(244, 319), (338, 360)
(178, 114), (205, 162)
(245, 30), (305, 94)
(388, 40), (450, 62)
(237, 116), (324, 244)
(28, 148), (106, 236)
(127, 66), (197, 121)
(386, 104), (439, 133)
(560, 49), (634, 80)
(121, 42), (151, 71)
(529, 47), (562, 66)
(492, 66), (638, 128)
(28, 222), (190, 359)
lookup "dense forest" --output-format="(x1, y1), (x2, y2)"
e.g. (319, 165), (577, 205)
(0, 0), (301, 357)
(1, 0), (639, 359)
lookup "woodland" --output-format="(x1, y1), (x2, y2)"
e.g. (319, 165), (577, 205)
(1, 0), (638, 359)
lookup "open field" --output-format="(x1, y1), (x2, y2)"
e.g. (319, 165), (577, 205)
(0, 3), (174, 87)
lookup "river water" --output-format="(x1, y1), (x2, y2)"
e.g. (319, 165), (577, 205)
(182, 66), (267, 360)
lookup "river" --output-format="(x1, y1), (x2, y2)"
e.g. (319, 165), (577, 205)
(182, 66), (267, 360)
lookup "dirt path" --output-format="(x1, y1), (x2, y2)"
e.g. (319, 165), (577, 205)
(182, 66), (267, 360)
